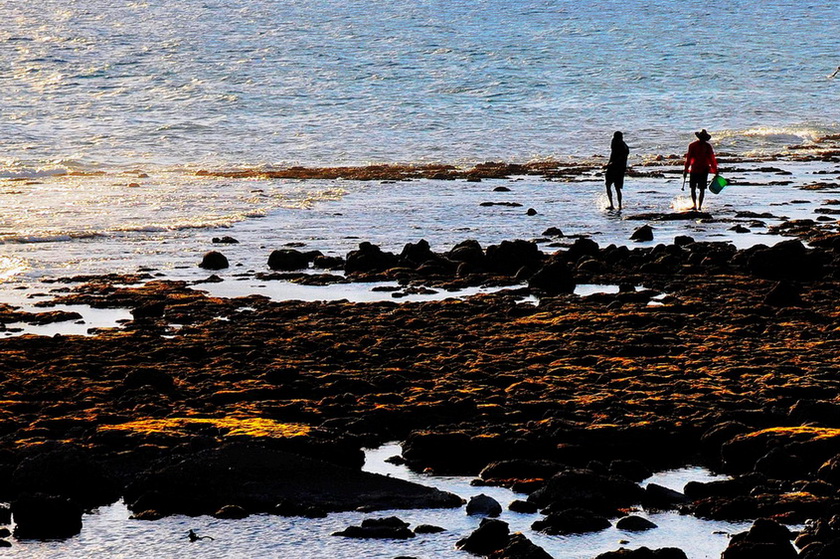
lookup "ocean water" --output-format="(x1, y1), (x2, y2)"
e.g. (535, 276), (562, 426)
(2, 0), (839, 171)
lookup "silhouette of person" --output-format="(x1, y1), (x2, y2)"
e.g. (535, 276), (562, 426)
(188, 529), (214, 542)
(605, 131), (629, 211)
(683, 129), (718, 211)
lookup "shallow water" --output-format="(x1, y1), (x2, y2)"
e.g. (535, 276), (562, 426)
(3, 443), (752, 559)
(2, 159), (838, 308)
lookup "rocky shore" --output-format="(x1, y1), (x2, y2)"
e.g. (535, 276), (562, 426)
(2, 201), (840, 556)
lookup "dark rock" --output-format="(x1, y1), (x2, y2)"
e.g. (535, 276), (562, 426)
(531, 507), (611, 535)
(399, 240), (436, 268)
(124, 443), (462, 517)
(123, 368), (176, 393)
(333, 516), (415, 539)
(199, 251), (229, 270)
(447, 239), (486, 267)
(131, 301), (166, 319)
(402, 431), (490, 474)
(0, 528), (9, 538)
(11, 445), (120, 507)
(0, 503), (10, 524)
(631, 225), (654, 242)
(480, 459), (565, 481)
(312, 255), (345, 270)
(12, 494), (83, 539)
(466, 494), (503, 517)
(485, 240), (544, 275)
(527, 469), (644, 512)
(790, 400), (840, 426)
(528, 261), (576, 295)
(616, 515), (658, 531)
(566, 238), (600, 261)
(345, 242), (400, 274)
(690, 496), (760, 521)
(745, 240), (824, 280)
(754, 447), (807, 479)
(268, 249), (311, 271)
(0, 540), (10, 548)
(642, 483), (690, 510)
(456, 518), (510, 555)
(609, 459), (653, 482)
(526, 208), (538, 216)
(213, 504), (249, 519)
(721, 518), (797, 559)
(131, 509), (165, 520)
(593, 547), (688, 559)
(509, 500), (539, 514)
(699, 421), (751, 465)
(798, 539), (840, 559)
(212, 236), (239, 244)
(763, 281), (802, 307)
(488, 532), (553, 559)
(542, 227), (564, 237)
(818, 454), (840, 484)
(414, 524), (445, 534)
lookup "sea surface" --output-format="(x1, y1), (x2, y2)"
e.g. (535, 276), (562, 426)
(0, 1), (838, 555)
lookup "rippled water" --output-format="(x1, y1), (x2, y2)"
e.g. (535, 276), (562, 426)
(2, 0), (839, 172)
(4, 443), (752, 559)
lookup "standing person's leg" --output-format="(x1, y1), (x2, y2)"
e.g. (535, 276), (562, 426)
(696, 172), (708, 211)
(615, 174), (624, 210)
(605, 177), (614, 210)
(689, 174), (698, 210)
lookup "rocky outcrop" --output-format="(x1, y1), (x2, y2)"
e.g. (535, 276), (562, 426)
(124, 443), (462, 518)
(12, 494), (83, 539)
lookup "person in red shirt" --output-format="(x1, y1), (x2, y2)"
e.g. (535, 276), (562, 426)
(683, 129), (718, 211)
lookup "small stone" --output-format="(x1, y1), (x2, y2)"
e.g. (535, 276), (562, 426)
(616, 515), (658, 531)
(631, 225), (654, 242)
(199, 251), (229, 270)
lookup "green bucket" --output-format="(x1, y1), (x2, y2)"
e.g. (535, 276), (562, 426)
(708, 174), (728, 194)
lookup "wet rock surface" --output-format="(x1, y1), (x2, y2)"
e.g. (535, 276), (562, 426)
(3, 230), (840, 550)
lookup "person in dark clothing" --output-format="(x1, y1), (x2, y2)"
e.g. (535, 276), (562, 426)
(605, 131), (629, 210)
(683, 129), (718, 211)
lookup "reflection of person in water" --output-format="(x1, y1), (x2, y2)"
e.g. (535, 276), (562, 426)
(605, 131), (629, 211)
(683, 129), (718, 211)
